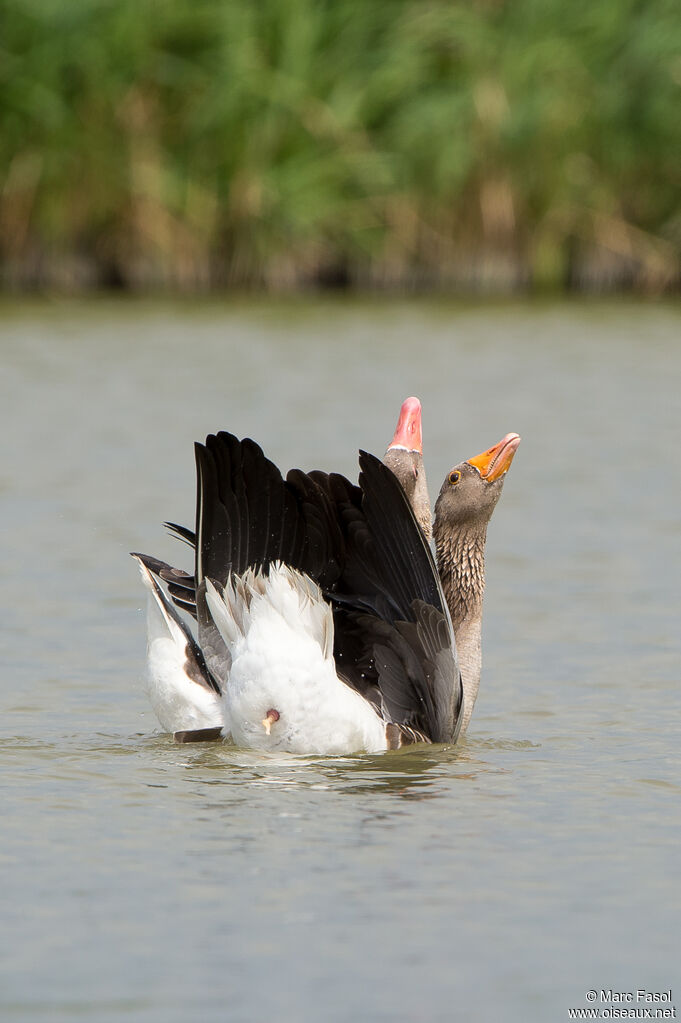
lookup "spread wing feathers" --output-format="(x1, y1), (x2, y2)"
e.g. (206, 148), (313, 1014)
(333, 601), (460, 743)
(350, 454), (461, 741)
(394, 601), (463, 743)
(194, 432), (343, 589)
(195, 580), (232, 693)
(131, 553), (221, 696)
(193, 432), (343, 686)
(357, 451), (446, 618)
(155, 475), (346, 623)
(302, 453), (461, 742)
(189, 432), (460, 744)
(306, 454), (447, 625)
(302, 469), (402, 622)
(164, 522), (196, 549)
(132, 552), (197, 617)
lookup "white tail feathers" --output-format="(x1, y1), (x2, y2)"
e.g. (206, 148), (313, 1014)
(205, 562), (334, 661)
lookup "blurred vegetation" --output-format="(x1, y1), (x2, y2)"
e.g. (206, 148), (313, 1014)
(1, 0), (680, 293)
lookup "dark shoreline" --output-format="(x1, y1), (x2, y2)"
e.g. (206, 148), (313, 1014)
(2, 243), (678, 297)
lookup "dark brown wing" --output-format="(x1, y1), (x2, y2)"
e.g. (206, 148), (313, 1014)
(193, 432), (344, 689)
(289, 452), (462, 742)
(133, 552), (197, 617)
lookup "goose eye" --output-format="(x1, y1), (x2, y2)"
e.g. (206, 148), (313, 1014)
(448, 470), (461, 485)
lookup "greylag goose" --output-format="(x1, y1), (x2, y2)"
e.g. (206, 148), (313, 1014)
(170, 430), (462, 752)
(433, 432), (521, 733)
(132, 398), (436, 738)
(384, 404), (520, 735)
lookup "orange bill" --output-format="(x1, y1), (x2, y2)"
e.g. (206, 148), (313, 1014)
(467, 433), (521, 482)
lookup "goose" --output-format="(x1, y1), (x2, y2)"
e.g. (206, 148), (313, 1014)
(164, 430), (463, 752)
(432, 432), (521, 733)
(379, 404), (521, 734)
(132, 398), (433, 738)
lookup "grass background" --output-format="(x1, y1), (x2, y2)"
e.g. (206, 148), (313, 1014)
(2, 0), (680, 292)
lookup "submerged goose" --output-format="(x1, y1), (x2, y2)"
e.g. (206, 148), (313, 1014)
(137, 430), (463, 753)
(132, 397), (432, 737)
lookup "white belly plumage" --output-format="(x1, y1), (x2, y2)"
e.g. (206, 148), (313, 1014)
(205, 565), (388, 754)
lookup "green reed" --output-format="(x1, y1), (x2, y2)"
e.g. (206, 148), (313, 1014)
(1, 0), (679, 291)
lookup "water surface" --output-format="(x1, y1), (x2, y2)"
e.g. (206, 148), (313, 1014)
(1, 299), (679, 1022)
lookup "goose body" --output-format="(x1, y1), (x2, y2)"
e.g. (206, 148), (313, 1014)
(191, 433), (462, 752)
(133, 398), (437, 742)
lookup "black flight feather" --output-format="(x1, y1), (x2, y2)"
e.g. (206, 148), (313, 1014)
(164, 522), (196, 548)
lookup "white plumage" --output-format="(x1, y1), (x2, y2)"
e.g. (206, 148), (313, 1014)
(205, 564), (388, 754)
(136, 558), (222, 733)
